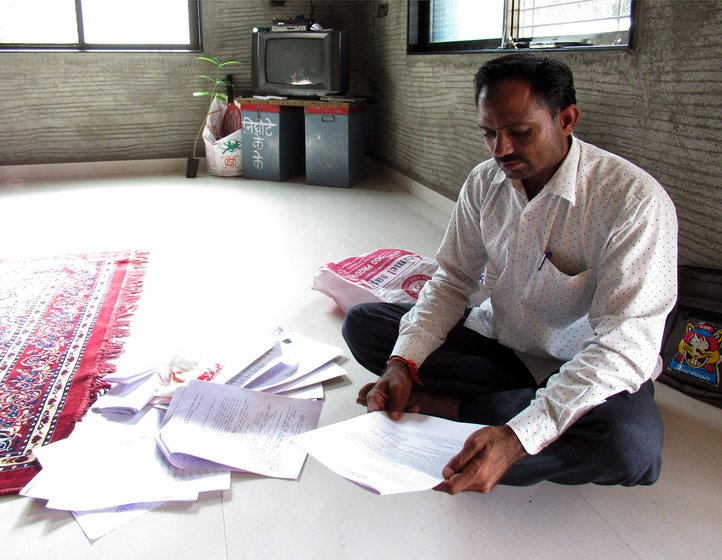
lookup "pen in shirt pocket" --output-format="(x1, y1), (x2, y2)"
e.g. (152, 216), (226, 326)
(537, 251), (553, 270)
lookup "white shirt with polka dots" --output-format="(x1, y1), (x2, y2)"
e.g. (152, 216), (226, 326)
(392, 137), (678, 455)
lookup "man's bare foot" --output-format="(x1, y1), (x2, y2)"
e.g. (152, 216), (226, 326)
(406, 391), (461, 420)
(356, 383), (461, 420)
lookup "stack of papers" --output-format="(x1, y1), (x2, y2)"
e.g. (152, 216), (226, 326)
(225, 328), (344, 397)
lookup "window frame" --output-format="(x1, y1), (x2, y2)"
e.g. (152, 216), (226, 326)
(407, 0), (637, 55)
(0, 0), (202, 52)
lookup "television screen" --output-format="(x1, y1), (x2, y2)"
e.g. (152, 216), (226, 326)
(252, 31), (348, 98)
(266, 39), (324, 86)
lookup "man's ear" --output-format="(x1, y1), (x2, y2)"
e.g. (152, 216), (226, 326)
(558, 104), (580, 135)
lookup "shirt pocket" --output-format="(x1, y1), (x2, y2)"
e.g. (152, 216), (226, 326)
(522, 263), (594, 327)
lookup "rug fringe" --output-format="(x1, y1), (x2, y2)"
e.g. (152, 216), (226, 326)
(76, 250), (150, 419)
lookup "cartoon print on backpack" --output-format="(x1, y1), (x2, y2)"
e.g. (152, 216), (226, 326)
(669, 321), (722, 386)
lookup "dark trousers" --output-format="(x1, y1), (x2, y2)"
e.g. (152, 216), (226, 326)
(342, 302), (664, 487)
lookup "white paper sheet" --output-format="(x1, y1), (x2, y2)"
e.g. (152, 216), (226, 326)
(291, 412), (485, 495)
(269, 362), (346, 394)
(157, 380), (323, 479)
(22, 435), (229, 511)
(72, 502), (165, 541)
(276, 383), (324, 400)
(103, 366), (159, 385)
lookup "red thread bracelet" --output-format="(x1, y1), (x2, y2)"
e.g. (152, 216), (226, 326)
(386, 356), (423, 385)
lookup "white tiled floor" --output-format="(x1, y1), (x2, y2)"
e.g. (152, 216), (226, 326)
(1, 167), (720, 560)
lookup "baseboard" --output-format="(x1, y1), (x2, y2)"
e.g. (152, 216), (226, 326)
(0, 158), (206, 185)
(366, 158), (456, 216)
(1, 157), (454, 219)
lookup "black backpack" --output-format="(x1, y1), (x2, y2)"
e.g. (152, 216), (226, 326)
(659, 266), (722, 408)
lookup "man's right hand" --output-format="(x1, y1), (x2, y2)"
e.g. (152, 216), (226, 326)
(356, 361), (415, 420)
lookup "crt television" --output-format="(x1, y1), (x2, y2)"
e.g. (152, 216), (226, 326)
(251, 31), (349, 98)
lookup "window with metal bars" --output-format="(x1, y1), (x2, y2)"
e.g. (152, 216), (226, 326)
(0, 0), (201, 51)
(408, 0), (635, 54)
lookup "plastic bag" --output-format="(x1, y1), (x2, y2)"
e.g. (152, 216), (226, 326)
(153, 350), (223, 405)
(312, 249), (440, 312)
(202, 96), (243, 177)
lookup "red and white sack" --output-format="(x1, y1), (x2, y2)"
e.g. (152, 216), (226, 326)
(203, 96), (243, 177)
(312, 249), (438, 312)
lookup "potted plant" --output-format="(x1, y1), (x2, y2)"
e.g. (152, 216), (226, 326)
(186, 55), (240, 178)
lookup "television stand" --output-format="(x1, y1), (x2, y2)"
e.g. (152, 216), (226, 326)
(238, 98), (366, 188)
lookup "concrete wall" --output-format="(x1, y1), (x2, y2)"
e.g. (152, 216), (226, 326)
(361, 0), (722, 267)
(0, 0), (364, 165)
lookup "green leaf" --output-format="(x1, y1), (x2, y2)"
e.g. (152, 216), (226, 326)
(199, 75), (216, 83)
(196, 55), (221, 66)
(219, 60), (241, 68)
(193, 91), (214, 97)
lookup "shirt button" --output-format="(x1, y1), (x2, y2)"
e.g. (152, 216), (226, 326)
(525, 212), (533, 218)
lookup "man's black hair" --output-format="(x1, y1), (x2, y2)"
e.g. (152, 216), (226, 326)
(474, 53), (577, 113)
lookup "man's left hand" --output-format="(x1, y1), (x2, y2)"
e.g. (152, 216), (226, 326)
(435, 425), (527, 494)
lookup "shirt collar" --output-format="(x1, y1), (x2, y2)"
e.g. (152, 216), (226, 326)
(492, 136), (581, 204)
(544, 135), (580, 204)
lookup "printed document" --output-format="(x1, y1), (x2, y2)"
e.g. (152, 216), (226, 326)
(292, 412), (485, 495)
(157, 380), (323, 479)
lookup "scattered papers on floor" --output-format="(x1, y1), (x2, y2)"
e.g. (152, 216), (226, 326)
(292, 412), (485, 495)
(20, 327), (345, 541)
(19, 406), (218, 541)
(156, 380), (323, 478)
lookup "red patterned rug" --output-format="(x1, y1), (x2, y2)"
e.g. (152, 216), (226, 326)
(0, 250), (147, 494)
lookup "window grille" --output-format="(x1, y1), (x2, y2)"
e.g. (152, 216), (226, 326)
(409, 0), (635, 53)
